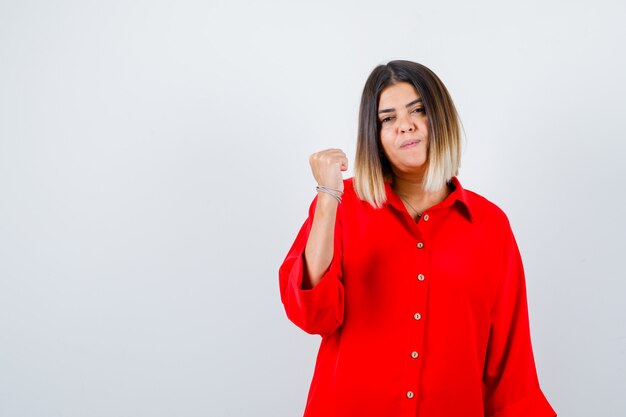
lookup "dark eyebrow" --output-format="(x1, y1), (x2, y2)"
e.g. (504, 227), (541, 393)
(378, 98), (423, 115)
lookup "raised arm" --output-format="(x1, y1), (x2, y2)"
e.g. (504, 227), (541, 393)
(303, 149), (348, 289)
(278, 149), (348, 336)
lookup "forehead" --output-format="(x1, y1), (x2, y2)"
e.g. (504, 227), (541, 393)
(378, 82), (420, 108)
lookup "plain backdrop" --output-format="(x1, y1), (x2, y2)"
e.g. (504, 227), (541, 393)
(1, 0), (625, 416)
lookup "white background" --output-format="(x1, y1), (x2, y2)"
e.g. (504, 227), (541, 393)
(1, 0), (625, 416)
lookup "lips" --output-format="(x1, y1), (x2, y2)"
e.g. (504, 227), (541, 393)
(400, 139), (422, 148)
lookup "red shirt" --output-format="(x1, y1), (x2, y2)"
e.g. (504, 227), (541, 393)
(279, 176), (556, 417)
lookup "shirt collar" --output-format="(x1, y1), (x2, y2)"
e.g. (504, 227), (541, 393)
(384, 176), (473, 223)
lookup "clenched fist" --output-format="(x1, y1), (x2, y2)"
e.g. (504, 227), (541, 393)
(309, 149), (349, 193)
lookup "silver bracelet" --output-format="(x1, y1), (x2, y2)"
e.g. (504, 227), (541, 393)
(315, 186), (342, 204)
(316, 185), (344, 195)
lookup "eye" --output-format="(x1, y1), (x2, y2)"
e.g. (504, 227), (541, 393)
(380, 116), (394, 124)
(412, 107), (425, 114)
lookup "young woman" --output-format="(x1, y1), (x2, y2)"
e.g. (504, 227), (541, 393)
(279, 60), (556, 417)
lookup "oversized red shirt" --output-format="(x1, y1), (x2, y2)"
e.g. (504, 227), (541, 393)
(279, 176), (556, 417)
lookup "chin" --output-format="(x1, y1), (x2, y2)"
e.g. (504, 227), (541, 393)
(402, 158), (428, 168)
(393, 163), (427, 175)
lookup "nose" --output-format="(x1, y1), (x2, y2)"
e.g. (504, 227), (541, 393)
(398, 112), (416, 133)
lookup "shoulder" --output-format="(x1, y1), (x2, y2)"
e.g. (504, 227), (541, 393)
(461, 184), (513, 231)
(343, 176), (355, 191)
(341, 176), (364, 206)
(335, 177), (373, 215)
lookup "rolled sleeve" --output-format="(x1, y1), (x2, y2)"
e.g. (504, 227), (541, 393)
(483, 217), (556, 417)
(279, 195), (344, 336)
(488, 388), (556, 417)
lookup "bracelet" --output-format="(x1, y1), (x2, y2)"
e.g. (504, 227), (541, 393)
(316, 185), (344, 195)
(316, 187), (342, 204)
(316, 185), (343, 204)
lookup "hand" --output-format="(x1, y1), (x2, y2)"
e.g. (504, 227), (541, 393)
(308, 148), (348, 193)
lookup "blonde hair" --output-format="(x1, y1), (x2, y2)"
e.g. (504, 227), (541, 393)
(354, 60), (464, 208)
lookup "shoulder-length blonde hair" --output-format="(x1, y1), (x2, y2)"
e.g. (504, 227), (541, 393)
(354, 60), (463, 208)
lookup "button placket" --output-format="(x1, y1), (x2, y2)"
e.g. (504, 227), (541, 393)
(405, 215), (432, 402)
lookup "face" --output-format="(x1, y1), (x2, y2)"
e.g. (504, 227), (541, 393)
(377, 82), (429, 176)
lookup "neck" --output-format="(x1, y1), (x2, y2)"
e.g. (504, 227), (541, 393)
(391, 172), (451, 214)
(391, 172), (427, 198)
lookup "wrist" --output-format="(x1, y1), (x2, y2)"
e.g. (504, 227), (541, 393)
(317, 191), (340, 205)
(316, 185), (343, 204)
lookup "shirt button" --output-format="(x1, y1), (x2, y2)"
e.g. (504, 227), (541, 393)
(413, 312), (422, 320)
(411, 351), (419, 359)
(406, 391), (415, 399)
(416, 242), (424, 249)
(423, 214), (429, 221)
(417, 274), (425, 281)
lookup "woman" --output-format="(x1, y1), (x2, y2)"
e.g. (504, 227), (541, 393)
(279, 60), (556, 417)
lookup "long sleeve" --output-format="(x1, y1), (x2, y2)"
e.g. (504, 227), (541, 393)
(278, 194), (345, 337)
(482, 218), (557, 417)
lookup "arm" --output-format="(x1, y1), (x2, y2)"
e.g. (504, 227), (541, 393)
(278, 193), (345, 336)
(482, 218), (557, 417)
(303, 192), (340, 289)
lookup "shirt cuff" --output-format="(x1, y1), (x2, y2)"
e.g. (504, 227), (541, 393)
(489, 388), (556, 417)
(291, 251), (342, 306)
